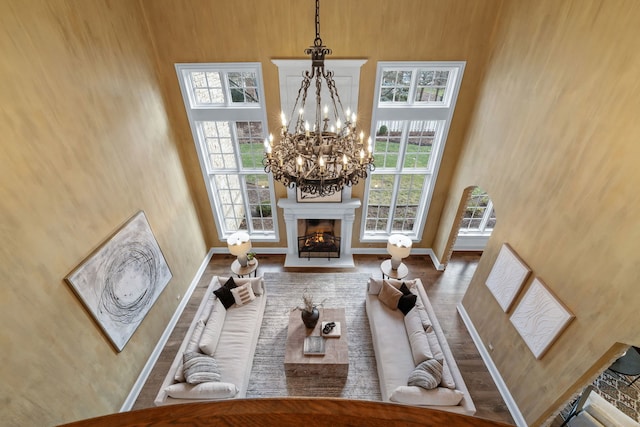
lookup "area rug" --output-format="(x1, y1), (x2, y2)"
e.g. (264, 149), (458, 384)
(246, 272), (382, 401)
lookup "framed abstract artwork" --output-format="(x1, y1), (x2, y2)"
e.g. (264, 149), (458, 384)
(296, 187), (342, 203)
(510, 278), (574, 359)
(65, 211), (172, 352)
(485, 243), (531, 312)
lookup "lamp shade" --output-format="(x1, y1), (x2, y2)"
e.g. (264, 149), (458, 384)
(387, 234), (412, 269)
(227, 231), (251, 257)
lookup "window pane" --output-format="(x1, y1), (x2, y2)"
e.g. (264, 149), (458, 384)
(379, 70), (412, 103)
(374, 120), (403, 169)
(190, 71), (224, 105)
(245, 174), (272, 232)
(227, 71), (259, 103)
(415, 69), (449, 103)
(214, 175), (245, 231)
(392, 175), (423, 232)
(365, 175), (395, 232)
(403, 120), (438, 169)
(201, 121), (236, 169)
(236, 121), (265, 169)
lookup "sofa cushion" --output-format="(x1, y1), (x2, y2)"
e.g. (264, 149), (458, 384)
(173, 319), (208, 383)
(408, 359), (443, 390)
(183, 351), (221, 384)
(414, 301), (432, 331)
(397, 284), (418, 315)
(198, 292), (218, 323)
(213, 277), (237, 309)
(199, 299), (226, 356)
(231, 282), (256, 306)
(389, 385), (464, 406)
(379, 280), (403, 309)
(425, 330), (456, 389)
(164, 381), (238, 400)
(404, 307), (433, 364)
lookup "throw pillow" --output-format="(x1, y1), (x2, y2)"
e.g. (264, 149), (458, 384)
(213, 277), (237, 309)
(231, 282), (256, 306)
(199, 299), (227, 355)
(389, 386), (464, 407)
(408, 359), (443, 390)
(397, 292), (417, 315)
(378, 279), (403, 310)
(183, 351), (221, 384)
(218, 276), (264, 296)
(399, 283), (412, 295)
(367, 277), (384, 295)
(164, 382), (239, 399)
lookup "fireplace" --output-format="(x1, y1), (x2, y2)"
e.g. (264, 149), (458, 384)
(298, 219), (341, 260)
(278, 196), (361, 268)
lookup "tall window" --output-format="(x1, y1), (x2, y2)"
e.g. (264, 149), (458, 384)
(362, 62), (465, 241)
(176, 64), (277, 241)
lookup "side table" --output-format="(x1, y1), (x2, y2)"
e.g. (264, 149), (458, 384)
(380, 259), (408, 280)
(231, 259), (259, 278)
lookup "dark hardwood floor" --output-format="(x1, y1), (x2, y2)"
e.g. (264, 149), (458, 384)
(132, 252), (515, 425)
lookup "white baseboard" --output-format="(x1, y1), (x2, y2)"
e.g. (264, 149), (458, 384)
(456, 302), (527, 427)
(427, 249), (446, 271)
(120, 248), (214, 412)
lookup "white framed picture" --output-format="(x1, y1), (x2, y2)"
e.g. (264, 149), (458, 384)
(65, 211), (172, 352)
(510, 278), (574, 359)
(485, 243), (531, 312)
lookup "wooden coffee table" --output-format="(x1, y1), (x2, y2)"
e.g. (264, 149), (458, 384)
(284, 307), (349, 377)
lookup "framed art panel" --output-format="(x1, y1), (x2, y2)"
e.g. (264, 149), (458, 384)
(510, 278), (574, 359)
(485, 243), (531, 312)
(296, 187), (342, 203)
(65, 211), (172, 352)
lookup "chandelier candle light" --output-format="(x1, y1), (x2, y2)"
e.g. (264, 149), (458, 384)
(263, 0), (375, 197)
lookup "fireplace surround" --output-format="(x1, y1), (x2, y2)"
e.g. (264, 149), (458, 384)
(278, 198), (361, 268)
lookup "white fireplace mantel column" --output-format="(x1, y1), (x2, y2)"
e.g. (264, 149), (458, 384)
(278, 198), (361, 268)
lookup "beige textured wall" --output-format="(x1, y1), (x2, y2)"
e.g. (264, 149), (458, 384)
(436, 1), (640, 424)
(139, 0), (502, 250)
(0, 1), (206, 425)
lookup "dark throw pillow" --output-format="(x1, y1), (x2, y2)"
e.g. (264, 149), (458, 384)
(395, 282), (417, 315)
(399, 283), (412, 295)
(213, 277), (237, 309)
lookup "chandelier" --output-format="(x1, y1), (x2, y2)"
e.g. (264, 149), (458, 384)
(263, 0), (375, 197)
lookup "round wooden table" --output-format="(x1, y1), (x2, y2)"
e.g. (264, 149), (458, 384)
(231, 259), (259, 277)
(380, 259), (408, 280)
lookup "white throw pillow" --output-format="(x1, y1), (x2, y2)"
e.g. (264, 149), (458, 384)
(389, 386), (464, 406)
(164, 381), (238, 399)
(231, 282), (256, 306)
(199, 299), (227, 356)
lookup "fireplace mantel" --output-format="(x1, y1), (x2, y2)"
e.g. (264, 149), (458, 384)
(278, 198), (361, 268)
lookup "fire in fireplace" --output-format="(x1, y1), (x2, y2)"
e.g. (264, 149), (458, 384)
(298, 219), (341, 260)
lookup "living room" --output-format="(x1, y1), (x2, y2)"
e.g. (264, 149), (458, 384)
(2, 1), (639, 426)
